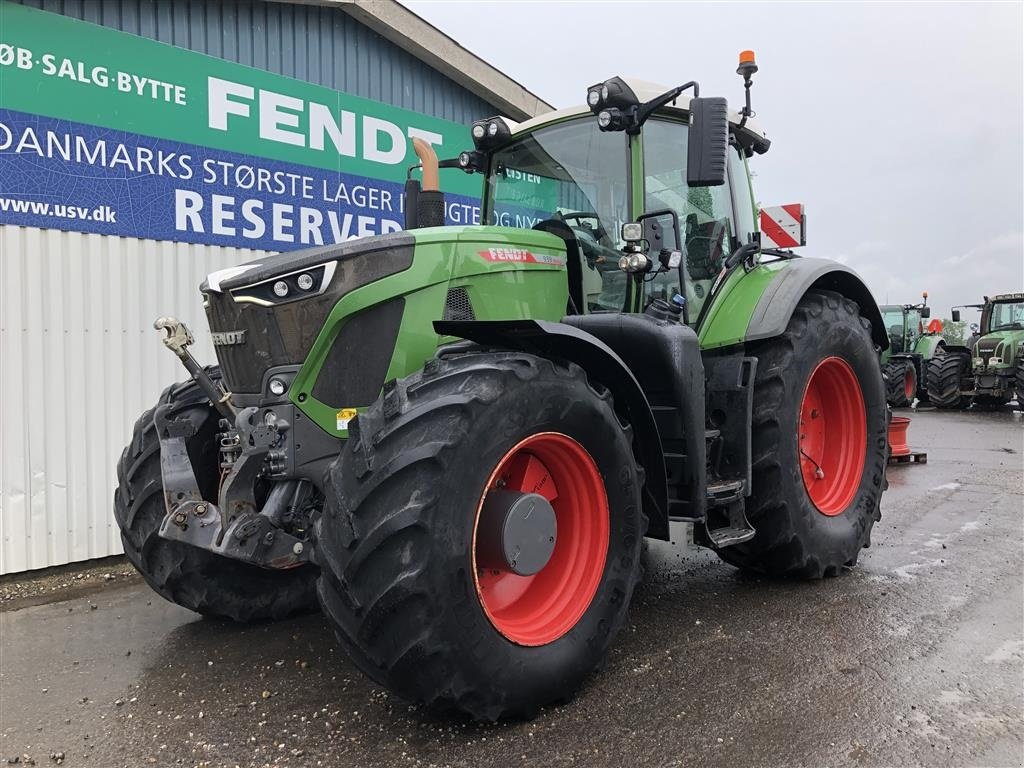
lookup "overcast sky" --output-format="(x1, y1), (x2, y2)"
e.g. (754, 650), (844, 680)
(404, 0), (1023, 321)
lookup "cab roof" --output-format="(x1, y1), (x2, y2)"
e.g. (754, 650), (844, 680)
(504, 77), (771, 154)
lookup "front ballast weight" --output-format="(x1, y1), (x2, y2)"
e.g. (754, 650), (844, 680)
(152, 317), (310, 570)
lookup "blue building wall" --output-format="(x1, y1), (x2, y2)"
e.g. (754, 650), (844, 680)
(16, 0), (498, 124)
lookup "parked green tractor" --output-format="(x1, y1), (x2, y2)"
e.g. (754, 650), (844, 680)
(115, 54), (890, 720)
(879, 292), (945, 406)
(926, 293), (1024, 409)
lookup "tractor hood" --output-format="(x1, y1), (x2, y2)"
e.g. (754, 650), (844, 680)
(200, 227), (568, 396)
(973, 329), (1024, 369)
(201, 232), (416, 393)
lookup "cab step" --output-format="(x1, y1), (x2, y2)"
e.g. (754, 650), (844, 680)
(702, 498), (756, 548)
(706, 479), (745, 507)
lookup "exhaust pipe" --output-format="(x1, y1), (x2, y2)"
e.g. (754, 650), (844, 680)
(405, 138), (446, 229)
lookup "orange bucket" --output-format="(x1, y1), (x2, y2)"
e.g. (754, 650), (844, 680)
(888, 415), (912, 457)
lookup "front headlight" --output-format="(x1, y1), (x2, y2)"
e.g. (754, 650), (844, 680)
(230, 262), (336, 306)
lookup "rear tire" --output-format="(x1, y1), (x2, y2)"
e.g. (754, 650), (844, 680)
(925, 355), (969, 409)
(1016, 357), (1024, 404)
(113, 373), (319, 622)
(882, 358), (916, 407)
(715, 290), (887, 578)
(315, 352), (644, 721)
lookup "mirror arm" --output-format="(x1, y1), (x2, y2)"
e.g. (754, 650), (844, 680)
(634, 81), (700, 132)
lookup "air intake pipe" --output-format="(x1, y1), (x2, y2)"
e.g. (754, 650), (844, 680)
(404, 138), (446, 229)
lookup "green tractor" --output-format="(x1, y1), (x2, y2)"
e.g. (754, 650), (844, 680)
(926, 293), (1024, 409)
(115, 54), (890, 720)
(879, 292), (945, 407)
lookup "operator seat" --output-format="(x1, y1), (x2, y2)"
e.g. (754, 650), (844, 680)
(888, 325), (904, 354)
(684, 214), (727, 281)
(532, 219), (585, 314)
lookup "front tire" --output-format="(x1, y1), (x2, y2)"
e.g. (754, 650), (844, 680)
(113, 374), (319, 622)
(716, 290), (888, 578)
(925, 355), (969, 409)
(315, 352), (644, 721)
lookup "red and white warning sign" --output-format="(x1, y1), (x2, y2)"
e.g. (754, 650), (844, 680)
(759, 204), (806, 249)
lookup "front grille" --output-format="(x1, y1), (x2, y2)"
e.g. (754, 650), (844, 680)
(976, 338), (999, 367)
(310, 298), (405, 408)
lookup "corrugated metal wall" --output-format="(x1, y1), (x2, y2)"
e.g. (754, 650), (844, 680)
(15, 0), (497, 125)
(1, 2), (501, 573)
(0, 226), (262, 574)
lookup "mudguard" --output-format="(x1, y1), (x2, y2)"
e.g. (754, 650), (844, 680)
(912, 334), (946, 360)
(746, 258), (888, 350)
(434, 318), (670, 540)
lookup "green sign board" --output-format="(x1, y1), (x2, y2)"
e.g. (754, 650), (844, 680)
(0, 2), (483, 248)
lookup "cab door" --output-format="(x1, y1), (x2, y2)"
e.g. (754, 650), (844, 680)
(639, 117), (757, 324)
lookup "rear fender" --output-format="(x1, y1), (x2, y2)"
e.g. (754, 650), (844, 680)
(745, 258), (888, 349)
(434, 319), (670, 540)
(913, 335), (946, 360)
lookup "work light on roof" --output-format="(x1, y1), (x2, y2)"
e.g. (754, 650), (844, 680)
(470, 116), (511, 150)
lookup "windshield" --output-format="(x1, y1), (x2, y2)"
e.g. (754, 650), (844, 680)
(486, 119), (630, 311)
(881, 307), (903, 331)
(989, 300), (1024, 331)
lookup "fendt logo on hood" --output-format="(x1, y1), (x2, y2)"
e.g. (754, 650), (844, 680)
(211, 330), (247, 346)
(478, 248), (566, 267)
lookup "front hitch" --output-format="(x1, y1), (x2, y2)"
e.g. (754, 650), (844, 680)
(160, 495), (311, 570)
(153, 397), (312, 570)
(152, 316), (311, 570)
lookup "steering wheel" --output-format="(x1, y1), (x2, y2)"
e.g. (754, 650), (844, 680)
(558, 211), (611, 246)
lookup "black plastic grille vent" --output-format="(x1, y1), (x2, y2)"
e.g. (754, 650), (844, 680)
(443, 287), (475, 322)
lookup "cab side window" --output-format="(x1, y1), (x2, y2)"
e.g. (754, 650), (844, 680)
(643, 119), (737, 320)
(730, 148), (757, 246)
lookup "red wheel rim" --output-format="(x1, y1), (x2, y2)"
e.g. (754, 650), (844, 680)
(904, 368), (915, 399)
(472, 433), (608, 646)
(798, 357), (867, 516)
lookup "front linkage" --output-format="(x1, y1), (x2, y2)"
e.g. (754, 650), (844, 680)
(154, 317), (311, 570)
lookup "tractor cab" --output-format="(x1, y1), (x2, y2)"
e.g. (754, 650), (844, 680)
(458, 65), (776, 327)
(880, 293), (932, 354)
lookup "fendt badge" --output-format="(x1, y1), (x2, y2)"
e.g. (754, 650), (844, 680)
(211, 330), (247, 346)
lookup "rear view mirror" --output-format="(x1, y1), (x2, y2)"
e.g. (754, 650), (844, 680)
(922, 306), (931, 319)
(687, 97), (729, 187)
(951, 309), (961, 322)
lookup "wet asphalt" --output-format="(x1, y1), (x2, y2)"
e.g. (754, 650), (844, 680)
(2, 407), (1022, 768)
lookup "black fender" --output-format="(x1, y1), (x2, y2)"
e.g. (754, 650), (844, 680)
(747, 258), (889, 350)
(434, 319), (670, 540)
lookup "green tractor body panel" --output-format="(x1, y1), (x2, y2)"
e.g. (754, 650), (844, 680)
(290, 226), (569, 435)
(699, 258), (887, 351)
(697, 261), (785, 349)
(912, 333), (945, 359)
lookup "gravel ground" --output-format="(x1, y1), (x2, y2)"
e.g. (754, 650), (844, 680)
(0, 557), (139, 611)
